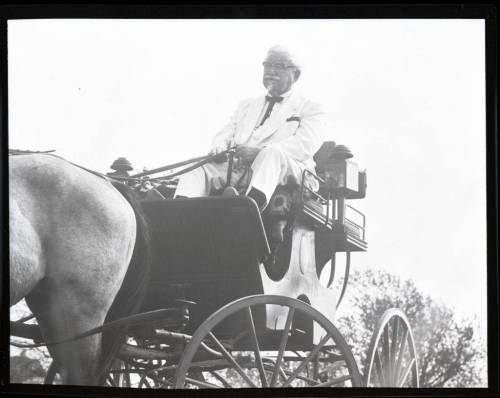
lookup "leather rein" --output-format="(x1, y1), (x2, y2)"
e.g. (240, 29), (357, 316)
(8, 147), (237, 185)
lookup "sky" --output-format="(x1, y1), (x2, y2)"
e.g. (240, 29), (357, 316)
(8, 19), (487, 337)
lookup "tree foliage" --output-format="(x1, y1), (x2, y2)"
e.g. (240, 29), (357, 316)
(335, 268), (487, 387)
(10, 351), (46, 384)
(10, 300), (52, 383)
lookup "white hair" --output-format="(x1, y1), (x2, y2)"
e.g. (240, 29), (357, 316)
(265, 45), (301, 71)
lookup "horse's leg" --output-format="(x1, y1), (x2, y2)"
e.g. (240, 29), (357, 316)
(25, 209), (136, 385)
(26, 285), (110, 385)
(10, 187), (106, 385)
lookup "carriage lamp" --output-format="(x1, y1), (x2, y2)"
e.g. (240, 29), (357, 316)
(323, 145), (359, 196)
(321, 145), (367, 230)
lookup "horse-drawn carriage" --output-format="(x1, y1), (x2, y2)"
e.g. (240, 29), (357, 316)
(9, 143), (419, 389)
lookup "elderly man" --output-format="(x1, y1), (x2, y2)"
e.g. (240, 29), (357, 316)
(174, 45), (325, 211)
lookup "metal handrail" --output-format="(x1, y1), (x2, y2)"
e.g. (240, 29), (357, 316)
(300, 169), (327, 203)
(300, 169), (331, 228)
(300, 169), (367, 244)
(344, 204), (366, 241)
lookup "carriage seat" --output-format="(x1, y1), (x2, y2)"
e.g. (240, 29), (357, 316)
(217, 142), (336, 210)
(221, 142), (338, 243)
(243, 142), (337, 216)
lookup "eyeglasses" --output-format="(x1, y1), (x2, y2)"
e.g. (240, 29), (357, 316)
(262, 61), (295, 71)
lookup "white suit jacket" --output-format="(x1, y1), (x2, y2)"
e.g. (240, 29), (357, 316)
(210, 91), (326, 171)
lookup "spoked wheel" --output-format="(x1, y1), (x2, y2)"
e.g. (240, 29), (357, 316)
(106, 359), (133, 387)
(364, 308), (419, 387)
(174, 295), (363, 388)
(106, 340), (181, 388)
(45, 350), (176, 387)
(106, 357), (170, 388)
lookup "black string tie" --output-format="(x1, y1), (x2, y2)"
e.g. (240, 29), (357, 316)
(258, 96), (284, 126)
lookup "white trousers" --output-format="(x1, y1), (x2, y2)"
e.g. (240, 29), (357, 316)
(175, 147), (317, 206)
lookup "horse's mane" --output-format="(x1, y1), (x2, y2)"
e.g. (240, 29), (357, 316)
(97, 181), (153, 383)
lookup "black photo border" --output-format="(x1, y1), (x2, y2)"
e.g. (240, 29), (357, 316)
(0, 4), (497, 398)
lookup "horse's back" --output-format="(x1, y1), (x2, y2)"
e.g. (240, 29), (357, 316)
(9, 154), (134, 220)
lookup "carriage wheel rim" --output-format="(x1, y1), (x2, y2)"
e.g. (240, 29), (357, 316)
(173, 294), (363, 388)
(363, 308), (419, 387)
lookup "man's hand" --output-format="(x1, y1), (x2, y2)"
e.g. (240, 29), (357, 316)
(235, 146), (260, 165)
(209, 145), (227, 156)
(209, 145), (228, 163)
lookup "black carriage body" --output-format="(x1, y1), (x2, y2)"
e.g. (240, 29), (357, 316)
(138, 153), (369, 351)
(140, 197), (277, 344)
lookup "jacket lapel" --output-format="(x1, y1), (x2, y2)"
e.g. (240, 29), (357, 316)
(236, 96), (266, 145)
(255, 92), (301, 142)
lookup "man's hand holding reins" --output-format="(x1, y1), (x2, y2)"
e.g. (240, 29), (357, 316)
(235, 145), (260, 165)
(209, 145), (228, 163)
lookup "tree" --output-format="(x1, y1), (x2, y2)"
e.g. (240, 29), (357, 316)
(10, 350), (46, 383)
(335, 268), (487, 387)
(10, 300), (52, 384)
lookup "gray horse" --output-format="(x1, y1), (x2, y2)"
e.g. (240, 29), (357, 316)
(9, 153), (151, 385)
